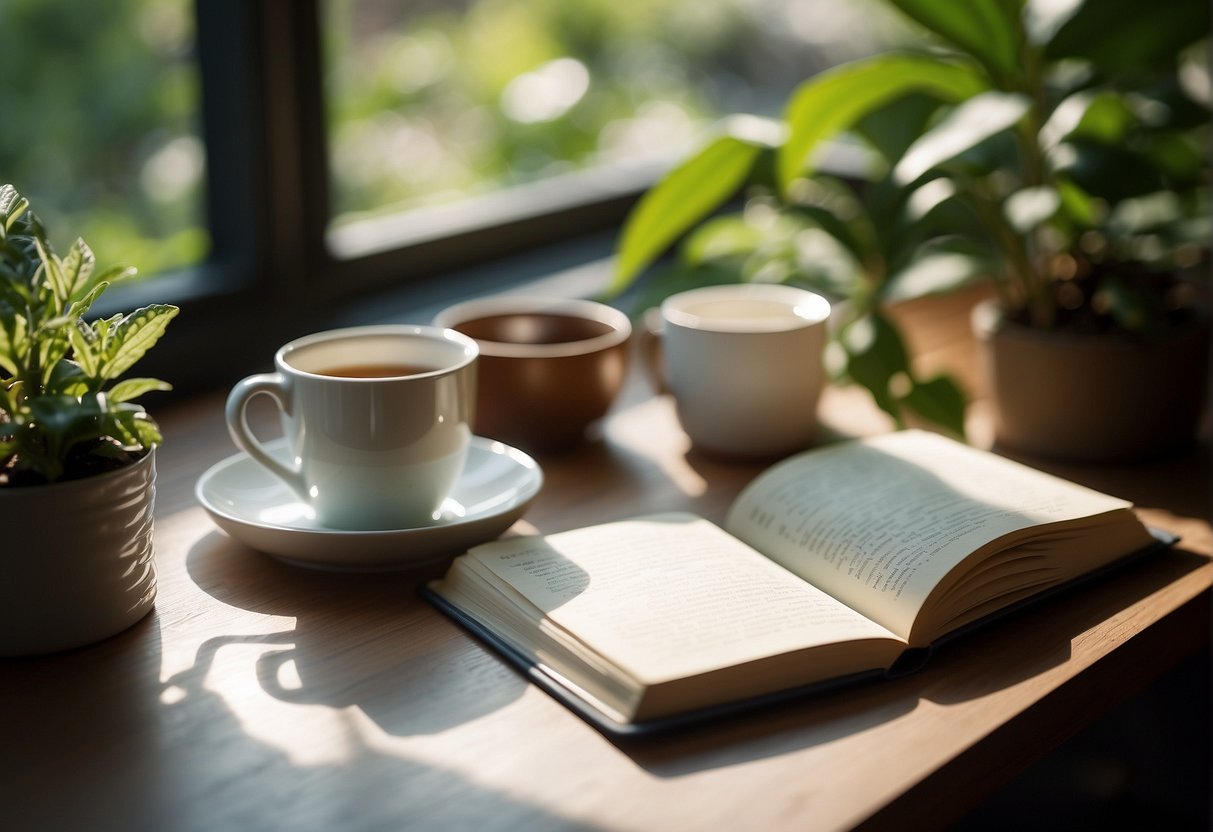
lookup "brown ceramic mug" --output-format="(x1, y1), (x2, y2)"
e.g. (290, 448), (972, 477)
(434, 296), (631, 453)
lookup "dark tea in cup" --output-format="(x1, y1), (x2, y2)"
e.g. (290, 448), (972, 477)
(314, 362), (442, 378)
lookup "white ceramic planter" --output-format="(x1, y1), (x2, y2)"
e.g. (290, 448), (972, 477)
(1, 449), (157, 657)
(972, 300), (1210, 463)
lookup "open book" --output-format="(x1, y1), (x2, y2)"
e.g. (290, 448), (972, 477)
(426, 431), (1167, 733)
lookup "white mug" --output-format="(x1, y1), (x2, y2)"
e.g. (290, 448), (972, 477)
(658, 284), (831, 459)
(225, 325), (478, 530)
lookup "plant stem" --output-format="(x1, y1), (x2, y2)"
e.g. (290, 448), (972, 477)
(1010, 41), (1056, 329)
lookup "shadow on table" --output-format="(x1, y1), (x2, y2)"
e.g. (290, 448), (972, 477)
(3, 600), (583, 831)
(621, 546), (1205, 779)
(919, 544), (1208, 706)
(183, 530), (528, 737)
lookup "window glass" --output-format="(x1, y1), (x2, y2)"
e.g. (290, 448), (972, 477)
(0, 0), (206, 277)
(323, 0), (906, 226)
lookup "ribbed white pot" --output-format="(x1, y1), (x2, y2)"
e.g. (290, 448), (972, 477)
(1, 449), (157, 657)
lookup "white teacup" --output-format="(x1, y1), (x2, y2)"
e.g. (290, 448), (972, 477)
(658, 284), (831, 459)
(225, 325), (478, 530)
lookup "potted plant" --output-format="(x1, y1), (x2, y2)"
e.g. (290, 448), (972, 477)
(609, 0), (1209, 460)
(0, 184), (179, 656)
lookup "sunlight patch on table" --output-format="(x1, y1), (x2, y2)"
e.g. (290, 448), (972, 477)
(604, 396), (706, 498)
(195, 642), (361, 767)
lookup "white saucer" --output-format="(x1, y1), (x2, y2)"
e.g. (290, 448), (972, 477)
(195, 437), (543, 571)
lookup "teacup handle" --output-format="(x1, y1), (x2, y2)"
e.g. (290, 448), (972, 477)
(225, 373), (308, 499)
(638, 307), (669, 394)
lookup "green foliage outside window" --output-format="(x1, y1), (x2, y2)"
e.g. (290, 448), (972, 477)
(323, 0), (904, 221)
(0, 0), (205, 277)
(2, 0), (902, 278)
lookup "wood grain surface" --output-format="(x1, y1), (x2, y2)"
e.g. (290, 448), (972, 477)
(3, 289), (1208, 832)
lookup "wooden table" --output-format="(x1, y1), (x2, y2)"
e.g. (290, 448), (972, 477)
(3, 293), (1209, 831)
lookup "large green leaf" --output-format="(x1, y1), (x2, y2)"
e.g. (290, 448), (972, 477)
(778, 54), (989, 192)
(1045, 0), (1209, 72)
(101, 304), (180, 380)
(837, 311), (910, 419)
(894, 91), (1031, 185)
(887, 0), (1022, 80)
(609, 118), (780, 294)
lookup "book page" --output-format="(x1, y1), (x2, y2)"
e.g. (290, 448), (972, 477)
(465, 513), (902, 685)
(724, 431), (1135, 640)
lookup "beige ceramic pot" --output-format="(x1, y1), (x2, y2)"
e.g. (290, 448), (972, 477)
(0, 449), (158, 656)
(972, 300), (1210, 463)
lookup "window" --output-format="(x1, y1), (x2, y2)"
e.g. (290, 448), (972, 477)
(0, 0), (205, 276)
(3, 0), (902, 392)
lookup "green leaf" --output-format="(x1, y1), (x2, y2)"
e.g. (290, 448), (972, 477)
(0, 312), (24, 377)
(0, 186), (30, 235)
(60, 238), (96, 301)
(887, 0), (1022, 79)
(785, 175), (878, 263)
(1045, 0), (1209, 72)
(1055, 178), (1100, 227)
(1144, 132), (1207, 185)
(779, 54), (989, 191)
(837, 311), (910, 420)
(82, 264), (136, 299)
(69, 318), (101, 378)
(27, 394), (100, 470)
(38, 329), (72, 386)
(107, 377), (172, 403)
(1024, 0), (1084, 45)
(882, 246), (992, 302)
(1069, 94), (1136, 145)
(855, 92), (951, 168)
(34, 239), (68, 309)
(100, 407), (142, 448)
(1004, 186), (1062, 234)
(894, 92), (1032, 185)
(101, 304), (179, 380)
(65, 281), (110, 322)
(0, 383), (16, 416)
(46, 359), (88, 397)
(681, 214), (764, 265)
(1054, 139), (1164, 202)
(899, 374), (967, 437)
(609, 122), (777, 295)
(131, 413), (164, 448)
(99, 400), (161, 449)
(784, 227), (864, 297)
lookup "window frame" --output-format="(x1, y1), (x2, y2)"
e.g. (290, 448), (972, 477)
(119, 0), (648, 393)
